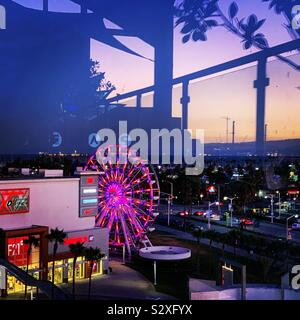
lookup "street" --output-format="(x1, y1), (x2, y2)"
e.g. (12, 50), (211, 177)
(157, 203), (300, 243)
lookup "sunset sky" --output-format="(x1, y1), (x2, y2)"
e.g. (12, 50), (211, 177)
(13, 0), (300, 143)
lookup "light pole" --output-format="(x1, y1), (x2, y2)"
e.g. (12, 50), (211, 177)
(160, 191), (173, 227)
(286, 214), (299, 240)
(265, 194), (274, 224)
(276, 190), (281, 219)
(163, 181), (174, 224)
(208, 201), (219, 230)
(224, 197), (235, 227)
(164, 181), (174, 204)
(200, 193), (204, 202)
(167, 195), (171, 227)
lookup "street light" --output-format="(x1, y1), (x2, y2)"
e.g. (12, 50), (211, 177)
(265, 194), (275, 224)
(207, 201), (219, 230)
(160, 191), (173, 227)
(286, 214), (299, 240)
(224, 196), (235, 227)
(162, 181), (174, 227)
(163, 180), (174, 204)
(276, 190), (282, 219)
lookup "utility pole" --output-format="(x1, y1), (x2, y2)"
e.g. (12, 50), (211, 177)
(232, 121), (235, 144)
(222, 116), (231, 144)
(264, 124), (268, 143)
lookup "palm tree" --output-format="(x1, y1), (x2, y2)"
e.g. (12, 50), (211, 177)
(192, 228), (204, 273)
(23, 236), (39, 300)
(227, 230), (241, 256)
(69, 242), (85, 300)
(84, 247), (105, 300)
(204, 230), (218, 248)
(192, 228), (204, 245)
(219, 233), (229, 256)
(46, 228), (67, 299)
(258, 255), (273, 282)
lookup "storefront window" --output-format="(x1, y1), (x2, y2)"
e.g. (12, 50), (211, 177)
(92, 259), (103, 277)
(46, 257), (104, 286)
(7, 235), (41, 294)
(67, 257), (85, 281)
(48, 260), (64, 284)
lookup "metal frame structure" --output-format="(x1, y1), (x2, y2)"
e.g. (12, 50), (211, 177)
(106, 38), (300, 155)
(83, 146), (160, 256)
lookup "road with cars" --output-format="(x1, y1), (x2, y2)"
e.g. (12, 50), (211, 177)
(157, 203), (300, 243)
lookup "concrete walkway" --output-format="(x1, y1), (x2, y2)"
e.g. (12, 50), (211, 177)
(60, 260), (176, 300)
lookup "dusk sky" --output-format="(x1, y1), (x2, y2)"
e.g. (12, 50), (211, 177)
(13, 0), (300, 143)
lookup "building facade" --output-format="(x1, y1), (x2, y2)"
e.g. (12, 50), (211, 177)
(0, 175), (109, 296)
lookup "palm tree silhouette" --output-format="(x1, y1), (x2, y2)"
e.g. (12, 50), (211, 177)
(84, 247), (105, 300)
(46, 228), (67, 300)
(23, 236), (39, 300)
(69, 242), (85, 300)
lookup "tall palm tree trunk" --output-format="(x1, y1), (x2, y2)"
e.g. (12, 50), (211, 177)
(51, 243), (58, 300)
(24, 253), (30, 300)
(51, 256), (55, 299)
(88, 262), (93, 300)
(72, 257), (77, 299)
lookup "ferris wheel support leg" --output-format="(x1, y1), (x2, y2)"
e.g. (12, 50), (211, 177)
(122, 245), (126, 264)
(120, 214), (132, 259)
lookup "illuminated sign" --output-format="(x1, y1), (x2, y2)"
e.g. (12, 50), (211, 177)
(81, 187), (97, 196)
(82, 198), (98, 205)
(80, 207), (98, 217)
(7, 236), (31, 266)
(83, 188), (97, 194)
(207, 185), (217, 194)
(0, 189), (30, 215)
(64, 236), (88, 245)
(79, 174), (99, 218)
(64, 235), (95, 245)
(81, 176), (98, 186)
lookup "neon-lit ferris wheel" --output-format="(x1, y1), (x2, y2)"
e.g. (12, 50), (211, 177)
(84, 146), (160, 254)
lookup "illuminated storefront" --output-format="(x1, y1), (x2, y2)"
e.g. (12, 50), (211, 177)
(0, 177), (109, 297)
(47, 257), (103, 286)
(0, 226), (49, 295)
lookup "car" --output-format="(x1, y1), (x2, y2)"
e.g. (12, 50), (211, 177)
(240, 218), (253, 226)
(210, 214), (221, 221)
(204, 212), (221, 221)
(190, 225), (203, 232)
(292, 223), (300, 231)
(232, 217), (240, 225)
(193, 210), (206, 216)
(177, 211), (189, 217)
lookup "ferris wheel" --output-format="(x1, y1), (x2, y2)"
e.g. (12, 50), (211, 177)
(84, 145), (160, 254)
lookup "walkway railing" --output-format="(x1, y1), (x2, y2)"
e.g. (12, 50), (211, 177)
(106, 39), (300, 155)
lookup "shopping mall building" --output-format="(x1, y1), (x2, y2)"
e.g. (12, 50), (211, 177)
(0, 170), (109, 296)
